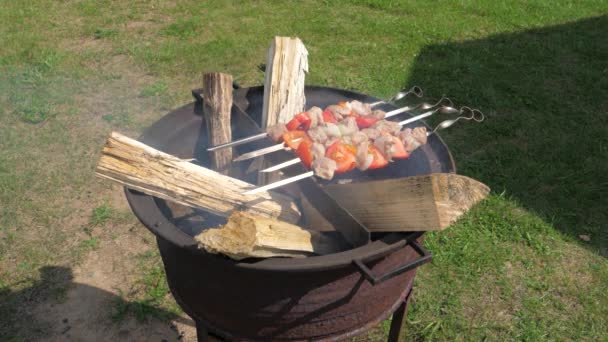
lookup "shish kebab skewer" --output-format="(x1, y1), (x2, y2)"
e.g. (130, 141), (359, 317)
(260, 105), (456, 172)
(242, 109), (484, 195)
(207, 86), (424, 152)
(233, 101), (454, 163)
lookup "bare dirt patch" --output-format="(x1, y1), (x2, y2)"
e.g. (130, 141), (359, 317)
(33, 214), (197, 342)
(1, 37), (196, 340)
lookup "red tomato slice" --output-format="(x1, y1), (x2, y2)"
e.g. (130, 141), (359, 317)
(355, 115), (379, 129)
(391, 136), (410, 159)
(367, 145), (389, 169)
(294, 112), (312, 130)
(296, 140), (313, 169)
(286, 117), (302, 131)
(282, 131), (310, 150)
(286, 112), (312, 131)
(326, 141), (357, 174)
(322, 109), (337, 123)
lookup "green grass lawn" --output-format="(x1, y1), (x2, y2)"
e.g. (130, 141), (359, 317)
(1, 1), (607, 341)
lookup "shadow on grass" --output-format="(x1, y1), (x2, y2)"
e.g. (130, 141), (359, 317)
(406, 15), (607, 255)
(0, 266), (188, 341)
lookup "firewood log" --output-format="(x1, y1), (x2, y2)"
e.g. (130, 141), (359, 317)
(323, 173), (490, 232)
(259, 36), (308, 185)
(261, 36), (308, 127)
(202, 72), (233, 174)
(195, 212), (346, 260)
(95, 132), (301, 223)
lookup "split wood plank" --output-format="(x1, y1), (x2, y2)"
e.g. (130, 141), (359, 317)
(95, 132), (301, 223)
(259, 37), (309, 185)
(261, 36), (308, 127)
(323, 173), (490, 232)
(195, 211), (346, 260)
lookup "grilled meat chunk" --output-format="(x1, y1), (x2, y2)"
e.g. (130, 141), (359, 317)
(371, 109), (386, 120)
(311, 156), (337, 180)
(411, 126), (428, 145)
(326, 104), (350, 121)
(307, 106), (323, 129)
(307, 126), (328, 144)
(266, 123), (287, 142)
(397, 128), (421, 153)
(338, 117), (359, 136)
(310, 142), (326, 161)
(350, 100), (372, 116)
(372, 120), (401, 135)
(350, 131), (369, 145)
(320, 122), (342, 139)
(361, 128), (382, 141)
(374, 134), (397, 161)
(355, 141), (373, 171)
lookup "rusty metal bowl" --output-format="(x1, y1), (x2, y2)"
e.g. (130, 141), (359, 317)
(125, 86), (456, 340)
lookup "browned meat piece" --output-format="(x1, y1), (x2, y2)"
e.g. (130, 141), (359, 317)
(350, 131), (368, 145)
(374, 134), (397, 161)
(361, 128), (382, 140)
(326, 104), (350, 121)
(266, 123), (287, 142)
(397, 128), (422, 153)
(355, 141), (373, 171)
(307, 106), (323, 129)
(371, 109), (386, 120)
(338, 117), (359, 136)
(411, 126), (428, 145)
(312, 156), (337, 180)
(307, 126), (328, 144)
(310, 142), (326, 161)
(350, 100), (372, 116)
(372, 120), (401, 135)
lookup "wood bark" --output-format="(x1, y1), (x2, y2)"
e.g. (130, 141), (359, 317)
(323, 173), (490, 232)
(95, 132), (301, 223)
(195, 212), (346, 260)
(202, 72), (233, 174)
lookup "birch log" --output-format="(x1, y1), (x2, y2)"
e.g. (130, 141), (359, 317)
(259, 36), (308, 184)
(261, 36), (308, 127)
(202, 72), (233, 174)
(195, 212), (346, 260)
(95, 132), (301, 223)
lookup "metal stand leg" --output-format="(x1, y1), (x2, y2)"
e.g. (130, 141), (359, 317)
(196, 320), (212, 342)
(388, 288), (413, 342)
(196, 320), (227, 342)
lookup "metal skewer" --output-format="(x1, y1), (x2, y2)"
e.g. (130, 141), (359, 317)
(236, 102), (455, 163)
(369, 86), (423, 106)
(261, 158), (302, 172)
(243, 108), (484, 195)
(208, 89), (428, 152)
(243, 171), (315, 195)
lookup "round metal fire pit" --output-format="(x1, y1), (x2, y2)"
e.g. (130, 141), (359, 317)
(125, 86), (456, 341)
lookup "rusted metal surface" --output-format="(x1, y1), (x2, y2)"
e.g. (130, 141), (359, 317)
(387, 289), (413, 342)
(158, 235), (421, 340)
(124, 86), (456, 340)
